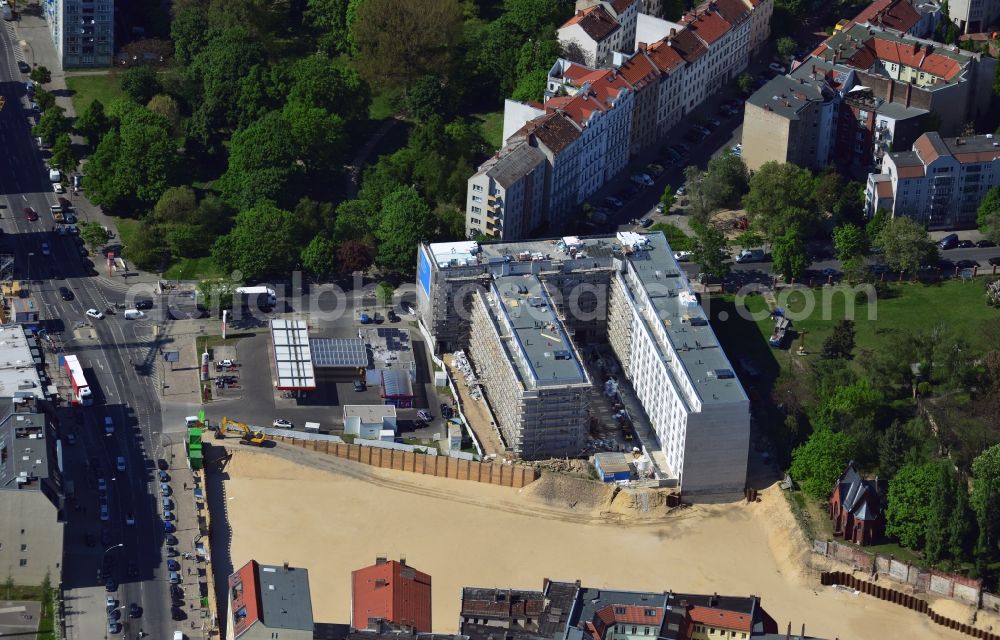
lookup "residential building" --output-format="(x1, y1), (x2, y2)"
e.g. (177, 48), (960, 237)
(558, 5), (623, 67)
(618, 50), (661, 156)
(947, 0), (1000, 33)
(864, 131), (1000, 229)
(508, 112), (584, 232)
(468, 275), (592, 459)
(352, 557), (432, 633)
(0, 392), (64, 585)
(742, 67), (843, 171)
(466, 142), (546, 241)
(828, 462), (885, 546)
(575, 0), (642, 57)
(745, 0), (774, 56)
(416, 232), (749, 497)
(343, 405), (398, 441)
(834, 85), (927, 177)
(459, 580), (792, 640)
(848, 0), (941, 38)
(226, 560), (314, 640)
(42, 0), (115, 68)
(678, 0), (751, 94)
(643, 39), (687, 137)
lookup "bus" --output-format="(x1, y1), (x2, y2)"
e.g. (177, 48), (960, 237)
(63, 355), (92, 406)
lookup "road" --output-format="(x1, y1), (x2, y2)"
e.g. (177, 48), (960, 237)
(0, 20), (178, 640)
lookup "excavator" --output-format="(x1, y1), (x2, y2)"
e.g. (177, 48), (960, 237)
(215, 417), (268, 446)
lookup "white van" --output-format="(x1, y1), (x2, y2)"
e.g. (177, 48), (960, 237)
(48, 169), (60, 183)
(123, 309), (145, 320)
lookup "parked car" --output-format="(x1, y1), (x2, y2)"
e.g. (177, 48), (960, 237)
(675, 185), (686, 197)
(86, 308), (104, 319)
(603, 196), (624, 209)
(417, 409), (433, 422)
(989, 256), (1000, 266)
(17, 61), (30, 73)
(974, 239), (995, 248)
(639, 217), (653, 228)
(768, 62), (787, 74)
(937, 233), (959, 250)
(273, 419), (293, 429)
(353, 380), (366, 392)
(630, 173), (654, 187)
(673, 251), (693, 262)
(167, 560), (181, 571)
(955, 259), (979, 269)
(159, 470), (170, 482)
(165, 534), (179, 546)
(116, 456), (125, 472)
(957, 239), (975, 248)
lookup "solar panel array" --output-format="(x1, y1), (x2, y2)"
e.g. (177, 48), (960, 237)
(374, 327), (410, 352)
(310, 338), (369, 368)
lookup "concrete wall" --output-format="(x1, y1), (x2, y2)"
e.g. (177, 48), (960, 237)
(681, 402), (750, 498)
(269, 436), (539, 488)
(0, 490), (63, 585)
(741, 103), (792, 171)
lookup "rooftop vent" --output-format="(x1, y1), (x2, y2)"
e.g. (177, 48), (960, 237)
(553, 350), (573, 361)
(715, 369), (735, 379)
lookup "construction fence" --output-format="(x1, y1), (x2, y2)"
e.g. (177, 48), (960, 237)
(269, 435), (538, 488)
(814, 539), (982, 605)
(821, 572), (996, 640)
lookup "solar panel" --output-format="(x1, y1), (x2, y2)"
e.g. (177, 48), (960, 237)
(310, 338), (369, 368)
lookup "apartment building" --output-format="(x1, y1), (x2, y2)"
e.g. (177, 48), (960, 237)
(618, 51), (661, 156)
(575, 0), (643, 55)
(848, 0), (941, 38)
(746, 0), (774, 55)
(508, 112), (584, 231)
(558, 5), (623, 67)
(864, 131), (1000, 229)
(459, 580), (799, 640)
(42, 0), (115, 68)
(947, 0), (1000, 33)
(678, 0), (751, 94)
(416, 231), (749, 497)
(352, 557), (432, 633)
(468, 275), (592, 459)
(466, 142), (546, 241)
(643, 39), (687, 137)
(227, 560), (313, 640)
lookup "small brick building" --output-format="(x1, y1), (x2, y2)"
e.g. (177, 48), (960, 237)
(829, 461), (884, 546)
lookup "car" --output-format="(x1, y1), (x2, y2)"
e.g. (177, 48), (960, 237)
(219, 359), (237, 368)
(639, 217), (653, 228)
(158, 458), (169, 471)
(106, 597), (118, 612)
(768, 62), (787, 74)
(273, 418), (293, 429)
(937, 233), (959, 250)
(53, 182), (65, 194)
(125, 512), (135, 526)
(159, 470), (170, 482)
(105, 577), (117, 592)
(373, 311), (384, 324)
(441, 405), (454, 419)
(104, 416), (114, 434)
(17, 61), (30, 73)
(24, 207), (38, 221)
(100, 503), (110, 521)
(164, 510), (175, 521)
(64, 213), (77, 224)
(55, 285), (75, 301)
(169, 571), (181, 584)
(957, 239), (975, 248)
(358, 312), (371, 324)
(134, 299), (154, 310)
(989, 257), (1000, 266)
(168, 559), (181, 571)
(976, 240), (996, 248)
(116, 456), (125, 472)
(171, 607), (186, 621)
(387, 309), (400, 322)
(655, 203), (665, 214)
(160, 483), (172, 496)
(108, 608), (121, 621)
(603, 196), (624, 209)
(129, 603), (141, 618)
(631, 173), (654, 187)
(108, 621), (122, 635)
(86, 308), (105, 319)
(170, 584), (184, 599)
(164, 521), (176, 533)
(98, 477), (108, 492)
(353, 380), (366, 392)
(165, 534), (179, 546)
(673, 251), (693, 262)
(417, 409), (433, 422)
(163, 497), (174, 510)
(167, 547), (179, 557)
(955, 259), (979, 269)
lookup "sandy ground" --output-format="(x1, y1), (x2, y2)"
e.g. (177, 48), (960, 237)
(220, 446), (976, 640)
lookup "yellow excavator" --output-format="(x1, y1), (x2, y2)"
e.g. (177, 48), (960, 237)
(215, 417), (268, 446)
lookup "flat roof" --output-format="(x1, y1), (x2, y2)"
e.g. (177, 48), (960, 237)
(257, 563), (314, 632)
(270, 319), (316, 390)
(361, 327), (415, 370)
(0, 397), (50, 492)
(746, 74), (830, 120)
(0, 325), (45, 400)
(343, 405), (397, 424)
(311, 338), (369, 368)
(488, 275), (589, 389)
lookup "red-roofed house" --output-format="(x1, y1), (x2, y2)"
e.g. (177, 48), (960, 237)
(850, 0), (931, 36)
(574, 0), (641, 58)
(559, 5), (623, 67)
(644, 40), (687, 136)
(618, 50), (661, 155)
(351, 557), (433, 633)
(226, 560), (314, 640)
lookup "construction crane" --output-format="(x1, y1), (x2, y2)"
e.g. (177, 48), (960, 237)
(216, 417), (268, 446)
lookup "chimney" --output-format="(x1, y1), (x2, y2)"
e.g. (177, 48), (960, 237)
(283, 561), (290, 572)
(785, 622), (791, 640)
(400, 556), (407, 566)
(376, 555), (388, 565)
(801, 623), (806, 638)
(639, 42), (648, 51)
(904, 82), (912, 107)
(670, 28), (677, 37)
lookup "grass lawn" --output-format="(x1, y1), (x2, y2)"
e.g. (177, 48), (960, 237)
(163, 257), (225, 281)
(113, 217), (142, 252)
(649, 222), (694, 250)
(65, 73), (124, 116)
(0, 584), (54, 639)
(369, 87), (403, 121)
(473, 111), (504, 150)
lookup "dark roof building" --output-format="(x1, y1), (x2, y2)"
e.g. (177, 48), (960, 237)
(352, 557), (433, 633)
(829, 461), (885, 546)
(227, 560), (314, 640)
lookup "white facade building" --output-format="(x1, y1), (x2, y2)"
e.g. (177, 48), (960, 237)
(466, 142), (547, 241)
(43, 0), (115, 68)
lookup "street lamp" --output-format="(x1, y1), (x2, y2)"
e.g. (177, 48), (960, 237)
(104, 543), (124, 555)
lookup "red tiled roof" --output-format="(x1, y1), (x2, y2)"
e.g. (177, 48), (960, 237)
(594, 604), (665, 627)
(666, 28), (708, 62)
(610, 0), (638, 14)
(561, 63), (601, 84)
(559, 5), (621, 42)
(680, 10), (733, 45)
(710, 0), (752, 25)
(351, 560), (433, 633)
(618, 52), (659, 89)
(851, 0), (921, 33)
(867, 39), (961, 80)
(229, 561), (261, 638)
(646, 40), (685, 73)
(590, 70), (632, 107)
(515, 112), (582, 154)
(547, 89), (609, 127)
(688, 606), (753, 632)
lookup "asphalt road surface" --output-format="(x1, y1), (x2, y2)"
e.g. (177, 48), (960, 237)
(0, 22), (174, 640)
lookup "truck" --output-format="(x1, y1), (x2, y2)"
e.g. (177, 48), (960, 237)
(736, 248), (766, 263)
(235, 286), (276, 309)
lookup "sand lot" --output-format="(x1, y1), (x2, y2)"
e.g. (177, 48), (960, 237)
(219, 446), (977, 640)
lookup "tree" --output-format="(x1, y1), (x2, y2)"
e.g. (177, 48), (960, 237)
(978, 185), (1000, 244)
(170, 4), (210, 66)
(147, 94), (182, 138)
(217, 111), (304, 210)
(75, 99), (110, 146)
(866, 208), (889, 242)
(704, 151), (749, 209)
(734, 230), (764, 250)
(691, 224), (730, 280)
(789, 427), (858, 499)
(78, 221), (110, 248)
(301, 236), (338, 278)
(29, 66), (51, 84)
(49, 133), (77, 176)
(743, 162), (817, 243)
(406, 75), (445, 122)
(886, 462), (941, 548)
(875, 217), (936, 273)
(197, 278), (238, 314)
(776, 37), (797, 61)
(350, 0), (464, 89)
(304, 0), (351, 54)
(822, 320), (856, 360)
(212, 203), (302, 281)
(972, 444), (1000, 562)
(510, 68), (549, 103)
(32, 105), (70, 146)
(832, 224), (868, 262)
(34, 87), (56, 112)
(737, 72), (753, 94)
(287, 53), (370, 123)
(152, 186), (198, 224)
(375, 186), (437, 272)
(337, 239), (374, 273)
(375, 281), (394, 306)
(659, 185), (675, 212)
(682, 166), (713, 224)
(120, 65), (162, 104)
(166, 223), (212, 258)
(771, 224), (808, 280)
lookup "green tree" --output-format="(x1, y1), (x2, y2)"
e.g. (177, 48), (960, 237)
(217, 111), (304, 210)
(875, 217), (936, 273)
(734, 230), (764, 250)
(350, 0), (464, 89)
(170, 4), (210, 66)
(886, 462), (941, 548)
(789, 428), (859, 500)
(743, 162), (817, 243)
(972, 444), (1000, 562)
(32, 105), (70, 146)
(29, 66), (51, 84)
(659, 185), (675, 212)
(737, 72), (753, 94)
(49, 133), (77, 176)
(704, 151), (749, 209)
(78, 221), (110, 248)
(682, 166), (713, 224)
(147, 94), (182, 138)
(125, 220), (169, 270)
(978, 185), (1000, 244)
(304, 0), (351, 54)
(821, 319), (856, 359)
(281, 100), (347, 174)
(375, 281), (394, 306)
(375, 186), (437, 272)
(120, 65), (162, 104)
(34, 87), (56, 112)
(212, 203), (302, 281)
(166, 223), (212, 258)
(153, 186), (198, 224)
(406, 75), (445, 122)
(866, 208), (889, 242)
(771, 224), (808, 280)
(776, 36), (797, 61)
(197, 278), (238, 314)
(510, 68), (549, 103)
(301, 236), (338, 278)
(75, 99), (110, 146)
(691, 224), (730, 280)
(832, 224), (868, 262)
(287, 53), (370, 123)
